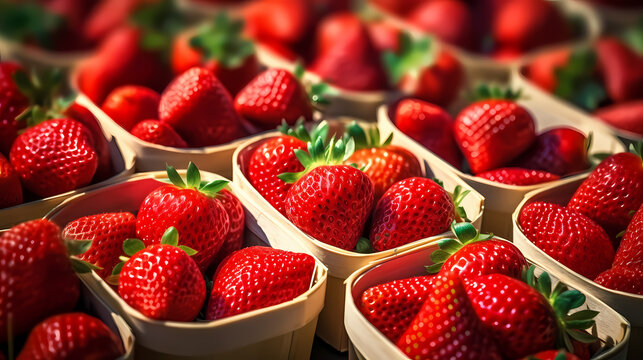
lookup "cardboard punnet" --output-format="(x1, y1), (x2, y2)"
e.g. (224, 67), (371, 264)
(344, 239), (631, 360)
(232, 128), (485, 351)
(377, 103), (626, 240)
(512, 175), (643, 358)
(45, 171), (327, 359)
(0, 37), (90, 70)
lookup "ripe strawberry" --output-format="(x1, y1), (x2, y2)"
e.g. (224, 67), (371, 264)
(0, 62), (28, 156)
(359, 275), (435, 342)
(242, 0), (312, 45)
(234, 68), (313, 129)
(393, 98), (462, 168)
(83, 0), (149, 44)
(369, 0), (424, 15)
(100, 85), (160, 131)
(206, 246), (315, 319)
(477, 167), (560, 185)
(396, 272), (502, 360)
(454, 87), (536, 174)
(159, 66), (246, 147)
(281, 137), (374, 250)
(526, 49), (573, 93)
(567, 146), (643, 241)
(594, 101), (643, 137)
(0, 220), (79, 342)
(346, 122), (422, 201)
(369, 177), (463, 252)
(595, 37), (643, 103)
(366, 21), (401, 53)
(209, 189), (245, 268)
(519, 202), (614, 279)
(514, 128), (590, 176)
(17, 313), (125, 360)
(137, 163), (230, 272)
(522, 350), (581, 360)
(407, 0), (477, 51)
(117, 227), (205, 321)
(10, 118), (98, 197)
(614, 204), (643, 268)
(594, 265), (643, 295)
(0, 153), (22, 209)
(130, 119), (187, 147)
(62, 212), (137, 279)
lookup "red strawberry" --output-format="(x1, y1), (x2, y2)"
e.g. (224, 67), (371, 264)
(594, 101), (643, 137)
(567, 147), (643, 241)
(0, 220), (79, 342)
(209, 189), (245, 268)
(595, 37), (643, 103)
(514, 128), (590, 176)
(136, 163), (230, 272)
(393, 98), (462, 168)
(17, 313), (125, 360)
(100, 85), (160, 131)
(0, 153), (22, 209)
(407, 0), (477, 50)
(522, 350), (581, 360)
(369, 177), (460, 252)
(614, 204), (643, 268)
(159, 67), (247, 147)
(358, 276), (434, 342)
(519, 201), (614, 279)
(527, 49), (573, 93)
(594, 265), (643, 295)
(130, 119), (187, 147)
(206, 246), (315, 319)
(477, 167), (560, 185)
(0, 62), (29, 156)
(366, 21), (401, 53)
(281, 137), (374, 250)
(234, 68), (313, 129)
(62, 212), (137, 279)
(454, 88), (536, 174)
(396, 272), (502, 360)
(346, 123), (422, 201)
(10, 118), (98, 197)
(242, 0), (312, 45)
(83, 0), (149, 44)
(117, 227), (206, 321)
(369, 0), (424, 15)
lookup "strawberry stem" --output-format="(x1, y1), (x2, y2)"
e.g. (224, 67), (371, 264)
(425, 221), (492, 274)
(383, 32), (435, 84)
(470, 84), (522, 101)
(189, 12), (254, 69)
(278, 118), (329, 144)
(278, 136), (357, 184)
(163, 162), (229, 198)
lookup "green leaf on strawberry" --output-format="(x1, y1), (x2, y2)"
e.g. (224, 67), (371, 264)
(425, 221), (493, 274)
(130, 0), (184, 60)
(622, 19), (643, 55)
(278, 118), (330, 144)
(293, 63), (335, 106)
(278, 136), (357, 184)
(383, 32), (435, 84)
(61, 236), (102, 274)
(471, 84), (522, 101)
(554, 48), (606, 111)
(190, 12), (255, 69)
(162, 162), (229, 198)
(346, 121), (393, 150)
(0, 1), (63, 48)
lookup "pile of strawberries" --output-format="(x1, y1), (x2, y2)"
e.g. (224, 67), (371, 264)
(359, 222), (600, 359)
(519, 145), (643, 295)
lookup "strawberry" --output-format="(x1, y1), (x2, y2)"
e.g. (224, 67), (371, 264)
(0, 153), (22, 209)
(117, 227), (205, 321)
(10, 118), (98, 197)
(527, 49), (573, 93)
(514, 128), (590, 176)
(346, 122), (422, 201)
(0, 220), (79, 342)
(595, 37), (643, 103)
(426, 222), (528, 281)
(594, 265), (643, 295)
(465, 268), (598, 359)
(242, 0), (312, 45)
(614, 204), (643, 268)
(130, 119), (187, 147)
(454, 87), (536, 174)
(247, 120), (329, 215)
(407, 0), (477, 51)
(393, 98), (462, 168)
(234, 68), (313, 129)
(136, 163), (230, 272)
(522, 350), (581, 360)
(83, 0), (150, 44)
(594, 101), (643, 136)
(369, 0), (424, 15)
(100, 85), (160, 131)
(369, 177), (464, 252)
(477, 167), (560, 185)
(358, 275), (435, 342)
(0, 62), (28, 156)
(280, 137), (374, 250)
(366, 21), (401, 53)
(17, 313), (125, 360)
(519, 202), (614, 279)
(159, 66), (247, 147)
(396, 272), (502, 360)
(209, 189), (245, 269)
(567, 146), (643, 241)
(62, 212), (137, 279)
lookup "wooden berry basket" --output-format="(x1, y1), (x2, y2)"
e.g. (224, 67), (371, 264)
(232, 127), (485, 351)
(45, 171), (327, 359)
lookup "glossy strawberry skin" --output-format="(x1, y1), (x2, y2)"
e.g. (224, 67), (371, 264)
(62, 212), (136, 279)
(454, 99), (536, 174)
(614, 204), (643, 268)
(595, 37), (643, 103)
(519, 202), (614, 279)
(477, 167), (560, 186)
(100, 85), (160, 131)
(210, 189), (245, 268)
(119, 244), (206, 321)
(10, 118), (98, 198)
(0, 153), (22, 209)
(466, 274), (558, 359)
(370, 177), (454, 252)
(442, 239), (528, 282)
(594, 265), (643, 295)
(398, 51), (464, 108)
(407, 0), (476, 50)
(514, 128), (590, 176)
(206, 246), (315, 320)
(567, 152), (643, 240)
(0, 220), (80, 342)
(248, 135), (306, 215)
(397, 272), (502, 360)
(285, 165), (374, 250)
(130, 119), (188, 148)
(242, 0), (312, 45)
(17, 313), (125, 360)
(594, 100), (643, 137)
(359, 276), (434, 342)
(0, 62), (28, 156)
(159, 67), (247, 147)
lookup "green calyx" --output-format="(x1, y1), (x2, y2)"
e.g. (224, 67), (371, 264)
(0, 1), (63, 48)
(279, 118), (330, 144)
(12, 67), (75, 127)
(346, 121), (393, 150)
(434, 178), (470, 222)
(383, 32), (435, 85)
(523, 266), (599, 353)
(554, 48), (606, 112)
(425, 221), (492, 274)
(623, 18), (643, 55)
(162, 162), (229, 198)
(278, 136), (356, 184)
(190, 12), (254, 69)
(64, 238), (103, 274)
(630, 141), (643, 161)
(294, 62), (335, 106)
(471, 84), (523, 101)
(355, 237), (374, 254)
(130, 0), (184, 59)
